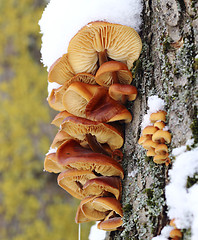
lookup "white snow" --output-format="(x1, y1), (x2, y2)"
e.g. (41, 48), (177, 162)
(141, 95), (165, 130)
(46, 147), (57, 155)
(152, 226), (173, 240)
(165, 142), (198, 240)
(88, 222), (106, 240)
(39, 0), (143, 70)
(47, 81), (62, 99)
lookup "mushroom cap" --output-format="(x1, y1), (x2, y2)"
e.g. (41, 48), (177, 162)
(169, 219), (176, 228)
(48, 73), (96, 111)
(83, 176), (122, 200)
(152, 130), (171, 144)
(142, 126), (158, 136)
(95, 61), (132, 87)
(155, 144), (168, 155)
(108, 83), (137, 103)
(48, 53), (75, 85)
(146, 148), (156, 157)
(138, 135), (152, 145)
(169, 229), (182, 238)
(56, 140), (124, 178)
(150, 111), (167, 123)
(153, 153), (169, 164)
(51, 111), (73, 127)
(142, 140), (158, 150)
(57, 169), (97, 199)
(67, 21), (142, 74)
(51, 130), (72, 149)
(61, 116), (124, 150)
(97, 217), (123, 231)
(44, 153), (65, 173)
(154, 121), (166, 130)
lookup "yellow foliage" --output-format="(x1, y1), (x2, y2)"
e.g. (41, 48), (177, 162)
(0, 0), (91, 239)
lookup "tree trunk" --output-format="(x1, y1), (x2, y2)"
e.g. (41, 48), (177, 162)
(107, 0), (197, 239)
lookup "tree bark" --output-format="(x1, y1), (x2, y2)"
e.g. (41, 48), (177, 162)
(107, 0), (198, 239)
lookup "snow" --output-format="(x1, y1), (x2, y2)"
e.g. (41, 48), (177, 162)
(141, 95), (165, 130)
(152, 226), (173, 240)
(165, 141), (198, 240)
(88, 222), (106, 240)
(46, 147), (57, 155)
(47, 81), (62, 99)
(39, 0), (143, 70)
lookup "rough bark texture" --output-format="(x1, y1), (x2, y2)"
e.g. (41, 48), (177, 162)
(107, 0), (198, 239)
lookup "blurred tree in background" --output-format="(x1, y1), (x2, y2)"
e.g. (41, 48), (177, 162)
(0, 0), (91, 239)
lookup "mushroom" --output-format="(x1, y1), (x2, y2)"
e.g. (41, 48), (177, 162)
(62, 81), (132, 123)
(138, 135), (152, 145)
(154, 121), (166, 130)
(155, 144), (168, 155)
(142, 126), (158, 137)
(152, 130), (171, 144)
(51, 111), (73, 127)
(67, 21), (142, 75)
(75, 196), (123, 224)
(169, 229), (182, 239)
(108, 83), (137, 104)
(44, 152), (65, 173)
(97, 211), (123, 231)
(48, 53), (75, 85)
(95, 61), (132, 87)
(142, 140), (158, 150)
(150, 111), (167, 123)
(51, 130), (72, 148)
(60, 116), (124, 150)
(48, 73), (96, 111)
(83, 176), (122, 200)
(153, 153), (169, 164)
(56, 140), (124, 179)
(57, 169), (97, 199)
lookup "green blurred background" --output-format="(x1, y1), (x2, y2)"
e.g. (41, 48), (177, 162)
(0, 0), (92, 239)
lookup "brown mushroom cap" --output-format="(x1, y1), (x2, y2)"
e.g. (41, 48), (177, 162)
(44, 152), (65, 173)
(83, 176), (122, 200)
(97, 216), (123, 231)
(57, 169), (97, 199)
(48, 73), (96, 111)
(108, 83), (137, 103)
(56, 140), (124, 178)
(51, 130), (72, 148)
(48, 53), (75, 85)
(61, 116), (124, 150)
(152, 130), (171, 144)
(51, 111), (73, 127)
(150, 111), (167, 123)
(95, 61), (132, 87)
(67, 21), (142, 74)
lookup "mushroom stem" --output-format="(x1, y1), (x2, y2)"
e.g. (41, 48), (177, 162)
(98, 50), (108, 66)
(86, 133), (111, 156)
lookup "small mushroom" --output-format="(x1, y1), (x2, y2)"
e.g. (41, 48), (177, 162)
(48, 73), (96, 111)
(51, 130), (72, 148)
(152, 130), (171, 144)
(62, 82), (132, 123)
(83, 176), (122, 200)
(48, 53), (75, 85)
(138, 135), (152, 145)
(169, 229), (182, 239)
(108, 83), (137, 104)
(97, 215), (123, 231)
(142, 140), (158, 150)
(60, 116), (124, 150)
(56, 140), (124, 179)
(44, 152), (65, 173)
(155, 144), (168, 155)
(150, 111), (167, 123)
(57, 169), (97, 199)
(154, 121), (166, 130)
(142, 126), (158, 137)
(153, 153), (169, 164)
(67, 21), (142, 74)
(146, 148), (156, 157)
(95, 61), (132, 87)
(51, 111), (73, 127)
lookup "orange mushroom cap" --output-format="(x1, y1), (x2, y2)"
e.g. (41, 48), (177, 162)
(95, 61), (132, 87)
(150, 111), (167, 123)
(152, 130), (171, 144)
(44, 152), (65, 173)
(97, 216), (123, 231)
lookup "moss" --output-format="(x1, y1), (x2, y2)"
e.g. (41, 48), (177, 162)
(190, 107), (198, 144)
(186, 173), (198, 188)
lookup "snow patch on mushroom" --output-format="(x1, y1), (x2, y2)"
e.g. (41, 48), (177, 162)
(39, 0), (143, 70)
(141, 95), (165, 130)
(165, 141), (198, 240)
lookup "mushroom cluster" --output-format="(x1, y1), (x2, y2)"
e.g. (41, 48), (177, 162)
(44, 21), (142, 231)
(138, 110), (171, 165)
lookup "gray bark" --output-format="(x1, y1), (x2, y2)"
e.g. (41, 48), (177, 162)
(107, 0), (198, 239)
